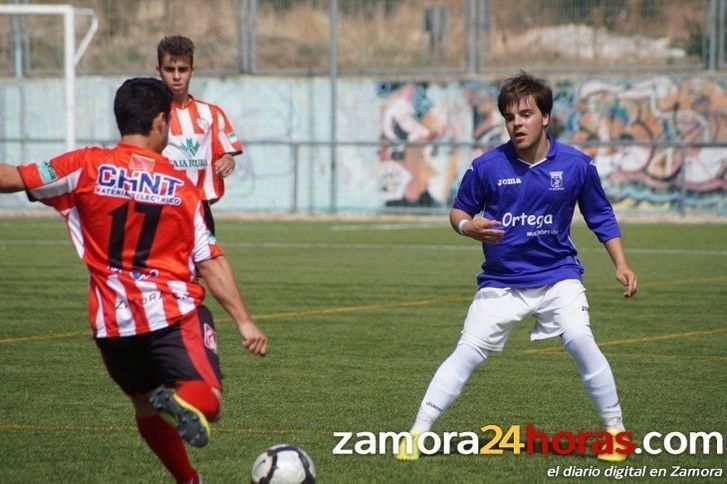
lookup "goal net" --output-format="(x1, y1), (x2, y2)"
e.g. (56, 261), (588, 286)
(0, 4), (97, 149)
(0, 4), (97, 209)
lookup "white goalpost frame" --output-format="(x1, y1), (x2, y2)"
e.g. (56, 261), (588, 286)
(0, 4), (98, 150)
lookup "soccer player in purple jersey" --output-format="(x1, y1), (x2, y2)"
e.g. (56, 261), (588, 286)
(397, 72), (638, 462)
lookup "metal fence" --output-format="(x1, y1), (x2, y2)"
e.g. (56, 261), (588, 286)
(227, 139), (727, 216)
(1, 1), (725, 216)
(2, 136), (716, 215)
(2, 0), (727, 76)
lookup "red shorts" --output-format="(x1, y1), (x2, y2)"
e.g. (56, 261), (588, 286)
(96, 305), (222, 396)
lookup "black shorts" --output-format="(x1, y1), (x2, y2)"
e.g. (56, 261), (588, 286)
(96, 305), (223, 396)
(202, 200), (216, 236)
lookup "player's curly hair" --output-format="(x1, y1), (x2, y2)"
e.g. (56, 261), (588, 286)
(157, 35), (195, 67)
(497, 71), (553, 118)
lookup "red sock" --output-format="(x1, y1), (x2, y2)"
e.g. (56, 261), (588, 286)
(176, 380), (220, 420)
(135, 413), (197, 483)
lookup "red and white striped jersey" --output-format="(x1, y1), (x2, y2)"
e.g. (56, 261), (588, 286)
(163, 95), (243, 202)
(18, 143), (223, 339)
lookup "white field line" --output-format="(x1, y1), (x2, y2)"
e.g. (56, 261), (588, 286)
(1, 238), (726, 257)
(329, 222), (444, 231)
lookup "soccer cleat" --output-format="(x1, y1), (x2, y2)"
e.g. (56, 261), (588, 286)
(597, 428), (629, 463)
(149, 386), (210, 448)
(395, 431), (421, 461)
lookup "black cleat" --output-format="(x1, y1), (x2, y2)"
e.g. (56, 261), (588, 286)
(149, 386), (210, 448)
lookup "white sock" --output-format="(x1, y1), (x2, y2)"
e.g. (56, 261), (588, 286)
(411, 342), (488, 433)
(562, 326), (624, 430)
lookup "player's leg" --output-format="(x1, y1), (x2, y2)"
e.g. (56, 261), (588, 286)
(398, 287), (525, 460)
(149, 304), (224, 445)
(561, 324), (629, 462)
(532, 280), (626, 461)
(409, 342), (488, 435)
(133, 394), (201, 484)
(96, 334), (200, 483)
(561, 324), (623, 430)
(397, 342), (487, 461)
(175, 304), (222, 421)
(532, 280), (624, 428)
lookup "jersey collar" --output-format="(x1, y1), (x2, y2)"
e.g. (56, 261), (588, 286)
(505, 134), (558, 167)
(173, 94), (195, 109)
(116, 142), (166, 161)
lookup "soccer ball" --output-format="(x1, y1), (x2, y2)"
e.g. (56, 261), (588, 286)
(250, 444), (316, 484)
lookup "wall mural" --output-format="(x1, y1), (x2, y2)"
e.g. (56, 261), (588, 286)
(376, 81), (462, 208)
(0, 75), (724, 213)
(379, 77), (727, 213)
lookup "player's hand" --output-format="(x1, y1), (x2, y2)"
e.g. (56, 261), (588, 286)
(216, 154), (236, 178)
(462, 217), (505, 244)
(615, 266), (638, 298)
(237, 319), (268, 356)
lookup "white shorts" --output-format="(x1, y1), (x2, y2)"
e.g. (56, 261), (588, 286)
(460, 279), (590, 352)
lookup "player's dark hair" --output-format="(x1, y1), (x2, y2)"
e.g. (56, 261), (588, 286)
(114, 78), (173, 136)
(497, 71), (553, 118)
(157, 35), (195, 67)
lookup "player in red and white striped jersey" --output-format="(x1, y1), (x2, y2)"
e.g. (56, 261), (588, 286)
(0, 78), (267, 484)
(19, 144), (216, 338)
(157, 36), (242, 234)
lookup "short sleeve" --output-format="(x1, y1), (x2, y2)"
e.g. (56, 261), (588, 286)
(452, 162), (487, 216)
(212, 106), (243, 158)
(578, 162), (621, 242)
(18, 149), (86, 211)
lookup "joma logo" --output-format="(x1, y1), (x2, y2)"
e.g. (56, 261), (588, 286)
(497, 177), (521, 186)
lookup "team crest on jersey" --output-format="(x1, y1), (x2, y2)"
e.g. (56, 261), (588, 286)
(549, 171), (564, 190)
(203, 323), (218, 354)
(197, 118), (210, 132)
(95, 164), (184, 205)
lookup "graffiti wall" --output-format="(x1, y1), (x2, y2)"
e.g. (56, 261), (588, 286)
(379, 77), (727, 213)
(376, 81), (465, 207)
(0, 75), (724, 214)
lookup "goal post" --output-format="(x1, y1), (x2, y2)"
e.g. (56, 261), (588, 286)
(0, 4), (98, 150)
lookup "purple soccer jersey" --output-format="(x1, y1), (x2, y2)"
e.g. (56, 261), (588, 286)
(453, 136), (621, 289)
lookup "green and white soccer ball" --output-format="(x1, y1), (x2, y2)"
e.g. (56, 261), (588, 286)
(250, 444), (316, 484)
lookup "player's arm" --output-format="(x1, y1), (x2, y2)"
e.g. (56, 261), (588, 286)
(197, 255), (267, 356)
(603, 237), (638, 299)
(213, 107), (242, 178)
(450, 159), (503, 243)
(449, 208), (504, 243)
(578, 161), (636, 298)
(0, 164), (25, 193)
